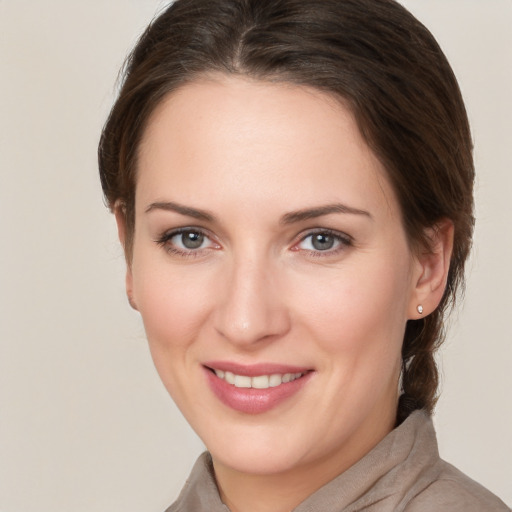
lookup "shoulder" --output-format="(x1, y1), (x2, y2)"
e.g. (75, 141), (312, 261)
(405, 460), (510, 512)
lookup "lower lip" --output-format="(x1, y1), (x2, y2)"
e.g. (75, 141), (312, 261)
(204, 367), (312, 414)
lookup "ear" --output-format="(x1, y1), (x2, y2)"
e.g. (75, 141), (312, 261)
(114, 202), (138, 311)
(408, 219), (454, 319)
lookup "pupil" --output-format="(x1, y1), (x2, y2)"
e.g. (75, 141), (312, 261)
(312, 234), (334, 251)
(182, 231), (204, 249)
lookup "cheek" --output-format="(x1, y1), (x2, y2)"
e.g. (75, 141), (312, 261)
(130, 259), (218, 408)
(131, 258), (214, 351)
(292, 256), (411, 358)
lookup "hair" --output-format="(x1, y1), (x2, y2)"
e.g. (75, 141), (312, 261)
(98, 0), (474, 422)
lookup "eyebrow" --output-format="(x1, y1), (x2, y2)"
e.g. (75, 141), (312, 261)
(280, 203), (372, 224)
(145, 200), (371, 224)
(145, 201), (215, 222)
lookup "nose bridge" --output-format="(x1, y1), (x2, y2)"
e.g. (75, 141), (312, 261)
(214, 249), (290, 346)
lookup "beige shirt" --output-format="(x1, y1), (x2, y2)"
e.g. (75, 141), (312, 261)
(165, 411), (510, 511)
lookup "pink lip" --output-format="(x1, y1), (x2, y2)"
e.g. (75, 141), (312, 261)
(202, 361), (314, 415)
(203, 361), (311, 376)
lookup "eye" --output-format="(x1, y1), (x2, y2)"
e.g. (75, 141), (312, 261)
(294, 229), (351, 254)
(173, 230), (207, 250)
(156, 228), (219, 256)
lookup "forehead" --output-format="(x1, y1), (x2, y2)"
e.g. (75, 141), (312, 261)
(136, 75), (399, 222)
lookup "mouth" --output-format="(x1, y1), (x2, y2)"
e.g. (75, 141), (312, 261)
(210, 368), (307, 389)
(203, 362), (313, 414)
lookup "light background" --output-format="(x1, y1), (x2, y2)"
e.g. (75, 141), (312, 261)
(0, 1), (510, 510)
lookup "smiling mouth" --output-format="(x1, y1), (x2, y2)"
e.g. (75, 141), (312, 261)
(204, 364), (313, 414)
(211, 369), (307, 389)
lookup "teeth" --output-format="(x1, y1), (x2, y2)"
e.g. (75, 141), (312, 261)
(251, 375), (269, 389)
(234, 375), (252, 388)
(269, 374), (282, 387)
(214, 369), (305, 389)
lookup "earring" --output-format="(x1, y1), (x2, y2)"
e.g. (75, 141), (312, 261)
(417, 305), (424, 315)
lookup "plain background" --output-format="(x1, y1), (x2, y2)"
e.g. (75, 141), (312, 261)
(1, 1), (510, 510)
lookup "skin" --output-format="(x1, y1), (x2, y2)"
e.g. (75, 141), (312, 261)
(116, 76), (452, 512)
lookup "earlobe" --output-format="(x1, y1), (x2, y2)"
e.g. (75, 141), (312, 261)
(114, 202), (138, 311)
(409, 219), (454, 319)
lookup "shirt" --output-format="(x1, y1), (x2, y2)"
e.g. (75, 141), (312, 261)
(165, 410), (510, 511)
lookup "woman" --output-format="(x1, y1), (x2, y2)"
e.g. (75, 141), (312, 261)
(98, 0), (510, 510)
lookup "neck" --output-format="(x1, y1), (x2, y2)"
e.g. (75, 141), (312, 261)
(214, 465), (321, 512)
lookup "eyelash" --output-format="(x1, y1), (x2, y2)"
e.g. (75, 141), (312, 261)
(155, 227), (219, 258)
(155, 227), (352, 258)
(293, 228), (352, 257)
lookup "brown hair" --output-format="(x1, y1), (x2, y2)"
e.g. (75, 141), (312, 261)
(98, 0), (474, 421)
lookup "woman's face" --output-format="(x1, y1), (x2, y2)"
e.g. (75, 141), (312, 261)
(124, 76), (424, 478)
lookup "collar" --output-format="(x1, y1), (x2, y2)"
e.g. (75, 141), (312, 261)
(168, 411), (441, 512)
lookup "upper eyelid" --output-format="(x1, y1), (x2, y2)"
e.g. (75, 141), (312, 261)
(157, 226), (214, 241)
(296, 227), (352, 243)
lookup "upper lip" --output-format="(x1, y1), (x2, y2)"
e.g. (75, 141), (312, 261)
(203, 361), (312, 377)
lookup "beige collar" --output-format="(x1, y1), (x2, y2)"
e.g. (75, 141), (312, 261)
(167, 411), (443, 512)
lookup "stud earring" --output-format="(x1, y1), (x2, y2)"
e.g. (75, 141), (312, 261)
(417, 305), (424, 315)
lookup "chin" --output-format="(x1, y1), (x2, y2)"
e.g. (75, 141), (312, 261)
(209, 440), (308, 476)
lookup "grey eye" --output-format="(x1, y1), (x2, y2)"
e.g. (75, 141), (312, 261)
(179, 231), (205, 249)
(311, 233), (335, 251)
(296, 231), (349, 253)
(157, 228), (219, 256)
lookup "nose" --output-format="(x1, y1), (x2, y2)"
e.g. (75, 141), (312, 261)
(213, 254), (291, 348)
